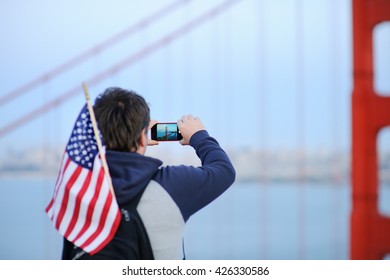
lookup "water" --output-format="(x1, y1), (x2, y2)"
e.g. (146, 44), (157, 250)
(185, 182), (351, 260)
(0, 177), (389, 260)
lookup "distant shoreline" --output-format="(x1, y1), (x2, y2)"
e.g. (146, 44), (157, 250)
(0, 172), (56, 181)
(1, 171), (390, 187)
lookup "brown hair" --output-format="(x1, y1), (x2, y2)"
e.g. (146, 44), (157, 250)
(93, 87), (150, 152)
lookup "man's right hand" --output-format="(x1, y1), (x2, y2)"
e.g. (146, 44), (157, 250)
(177, 114), (205, 145)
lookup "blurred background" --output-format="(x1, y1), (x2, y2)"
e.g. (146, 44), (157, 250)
(0, 0), (389, 259)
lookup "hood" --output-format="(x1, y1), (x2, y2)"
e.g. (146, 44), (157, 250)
(106, 150), (162, 205)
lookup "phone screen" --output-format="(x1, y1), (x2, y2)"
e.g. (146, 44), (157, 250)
(151, 123), (182, 141)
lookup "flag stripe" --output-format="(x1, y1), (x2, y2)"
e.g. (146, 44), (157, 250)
(63, 170), (92, 237)
(55, 165), (83, 230)
(67, 156), (103, 241)
(54, 151), (67, 188)
(59, 168), (89, 234)
(53, 156), (72, 206)
(85, 203), (121, 255)
(80, 187), (114, 248)
(45, 199), (54, 216)
(78, 168), (114, 248)
(72, 167), (105, 245)
(51, 158), (78, 223)
(45, 155), (71, 217)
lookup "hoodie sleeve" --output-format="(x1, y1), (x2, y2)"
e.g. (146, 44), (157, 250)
(155, 130), (236, 222)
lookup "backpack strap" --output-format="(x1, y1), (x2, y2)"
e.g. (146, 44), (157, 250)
(120, 188), (154, 260)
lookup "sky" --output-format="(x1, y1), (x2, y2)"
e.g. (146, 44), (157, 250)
(0, 0), (389, 157)
(1, 0), (390, 262)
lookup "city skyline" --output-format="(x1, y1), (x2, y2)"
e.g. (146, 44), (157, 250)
(2, 144), (390, 185)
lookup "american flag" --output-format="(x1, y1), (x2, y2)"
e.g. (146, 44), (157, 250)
(46, 104), (121, 255)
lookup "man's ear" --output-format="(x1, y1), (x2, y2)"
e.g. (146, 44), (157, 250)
(136, 128), (148, 155)
(139, 128), (147, 148)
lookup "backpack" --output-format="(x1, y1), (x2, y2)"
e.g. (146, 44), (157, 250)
(62, 188), (154, 260)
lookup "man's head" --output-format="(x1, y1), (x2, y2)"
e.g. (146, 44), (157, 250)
(93, 87), (150, 153)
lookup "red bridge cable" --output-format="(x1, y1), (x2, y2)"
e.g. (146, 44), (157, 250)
(0, 0), (191, 107)
(329, 0), (341, 259)
(295, 0), (306, 260)
(0, 0), (242, 138)
(257, 0), (268, 259)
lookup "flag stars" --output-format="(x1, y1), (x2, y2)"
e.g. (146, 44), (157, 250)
(66, 107), (100, 170)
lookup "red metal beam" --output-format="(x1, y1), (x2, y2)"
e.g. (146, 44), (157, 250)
(0, 0), (241, 138)
(351, 0), (390, 260)
(0, 0), (191, 107)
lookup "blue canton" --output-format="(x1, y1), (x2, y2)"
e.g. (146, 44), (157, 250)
(66, 105), (101, 170)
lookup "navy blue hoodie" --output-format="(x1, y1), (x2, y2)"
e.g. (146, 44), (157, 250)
(106, 130), (235, 259)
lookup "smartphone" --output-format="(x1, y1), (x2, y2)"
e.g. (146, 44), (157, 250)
(151, 123), (183, 141)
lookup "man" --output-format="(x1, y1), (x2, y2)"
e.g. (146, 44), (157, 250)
(63, 87), (235, 259)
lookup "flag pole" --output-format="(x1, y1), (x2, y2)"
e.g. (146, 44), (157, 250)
(82, 82), (115, 197)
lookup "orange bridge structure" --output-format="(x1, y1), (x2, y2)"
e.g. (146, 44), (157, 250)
(351, 0), (390, 259)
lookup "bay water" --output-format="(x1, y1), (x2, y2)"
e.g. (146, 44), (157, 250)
(1, 177), (389, 260)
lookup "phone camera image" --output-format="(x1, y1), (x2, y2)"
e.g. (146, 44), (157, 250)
(152, 123), (182, 141)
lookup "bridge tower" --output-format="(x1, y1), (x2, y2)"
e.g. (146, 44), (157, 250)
(351, 0), (390, 259)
